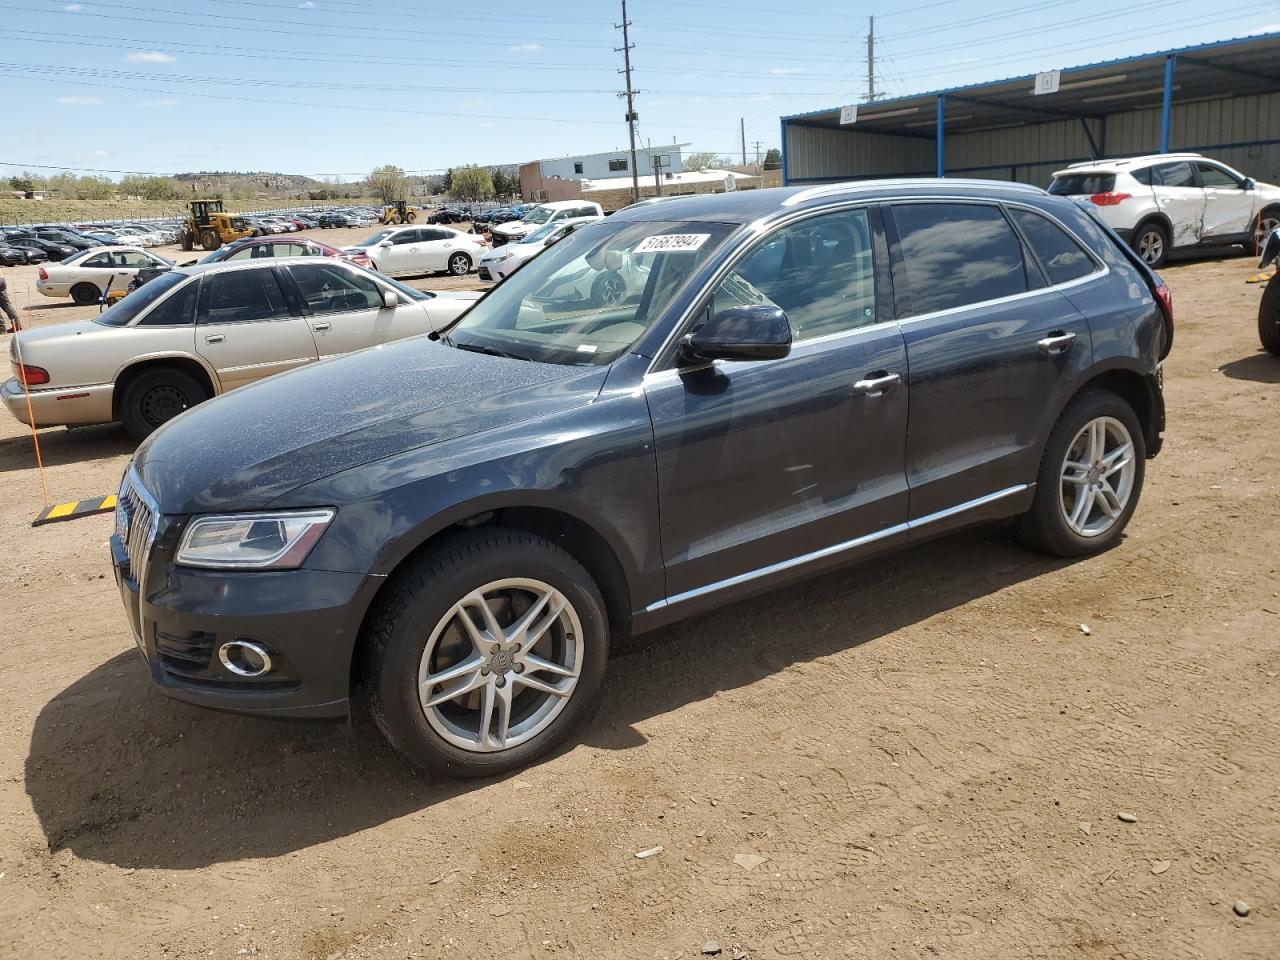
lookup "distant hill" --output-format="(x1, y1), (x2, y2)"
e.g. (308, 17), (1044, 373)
(172, 171), (325, 197)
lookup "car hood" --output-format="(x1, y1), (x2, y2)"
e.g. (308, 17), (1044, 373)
(133, 338), (608, 514)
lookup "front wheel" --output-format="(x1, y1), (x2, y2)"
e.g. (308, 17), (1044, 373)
(1015, 390), (1146, 557)
(364, 528), (609, 778)
(1260, 275), (1280, 356)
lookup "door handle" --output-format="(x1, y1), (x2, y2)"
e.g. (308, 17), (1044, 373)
(852, 371), (901, 397)
(1037, 331), (1076, 356)
(312, 321), (331, 331)
(204, 334), (225, 344)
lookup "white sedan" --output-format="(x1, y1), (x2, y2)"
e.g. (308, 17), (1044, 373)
(36, 246), (174, 304)
(478, 216), (601, 281)
(348, 225), (487, 277)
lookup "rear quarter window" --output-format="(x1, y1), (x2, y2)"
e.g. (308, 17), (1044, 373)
(1010, 209), (1098, 285)
(1049, 174), (1116, 196)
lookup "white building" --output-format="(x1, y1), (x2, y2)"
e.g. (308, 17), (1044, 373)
(536, 143), (691, 182)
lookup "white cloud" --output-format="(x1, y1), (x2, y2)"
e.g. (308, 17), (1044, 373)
(770, 67), (804, 76)
(63, 3), (82, 10)
(509, 42), (543, 52)
(126, 50), (176, 63)
(138, 99), (178, 108)
(55, 95), (104, 105)
(298, 0), (315, 7)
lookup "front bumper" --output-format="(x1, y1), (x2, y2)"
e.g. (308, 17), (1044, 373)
(1, 377), (114, 428)
(111, 514), (380, 720)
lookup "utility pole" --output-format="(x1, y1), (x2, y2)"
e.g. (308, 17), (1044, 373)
(867, 15), (877, 103)
(615, 0), (641, 204)
(740, 117), (747, 166)
(653, 153), (667, 196)
(753, 140), (763, 171)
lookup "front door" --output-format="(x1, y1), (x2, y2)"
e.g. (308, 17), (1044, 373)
(885, 200), (1095, 521)
(285, 262), (422, 357)
(1152, 160), (1206, 247)
(378, 229), (426, 276)
(646, 206), (910, 599)
(194, 266), (318, 390)
(1196, 161), (1257, 240)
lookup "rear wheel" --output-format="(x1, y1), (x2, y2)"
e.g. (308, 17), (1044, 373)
(200, 229), (222, 251)
(447, 252), (472, 276)
(1248, 207), (1280, 256)
(1260, 275), (1280, 356)
(70, 283), (101, 306)
(364, 528), (609, 777)
(1015, 390), (1146, 557)
(180, 232), (194, 252)
(1131, 221), (1169, 268)
(119, 366), (208, 441)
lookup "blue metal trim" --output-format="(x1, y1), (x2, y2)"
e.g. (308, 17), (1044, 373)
(1160, 55), (1177, 153)
(780, 115), (789, 186)
(936, 95), (945, 177)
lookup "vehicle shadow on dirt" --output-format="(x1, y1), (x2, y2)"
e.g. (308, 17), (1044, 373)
(1219, 352), (1280, 383)
(25, 524), (1075, 869)
(0, 424), (134, 473)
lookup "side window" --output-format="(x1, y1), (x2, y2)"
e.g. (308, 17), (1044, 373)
(1197, 163), (1242, 189)
(119, 251), (155, 268)
(81, 253), (111, 268)
(891, 203), (1028, 316)
(225, 247), (256, 261)
(1010, 208), (1098, 286)
(390, 231), (417, 245)
(137, 278), (198, 326)
(1131, 167), (1154, 186)
(1155, 161), (1196, 188)
(288, 264), (382, 314)
(201, 269), (292, 324)
(711, 208), (876, 341)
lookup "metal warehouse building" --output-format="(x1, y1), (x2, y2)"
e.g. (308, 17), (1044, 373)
(780, 33), (1280, 189)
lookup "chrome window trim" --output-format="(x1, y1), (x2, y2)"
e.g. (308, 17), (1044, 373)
(644, 484), (1028, 613)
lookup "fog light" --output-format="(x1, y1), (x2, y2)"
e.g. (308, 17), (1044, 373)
(218, 640), (274, 678)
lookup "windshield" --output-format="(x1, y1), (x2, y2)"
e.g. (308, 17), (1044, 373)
(523, 206), (554, 224)
(447, 219), (734, 366)
(376, 272), (429, 302)
(357, 229), (394, 247)
(93, 271), (187, 327)
(521, 222), (567, 246)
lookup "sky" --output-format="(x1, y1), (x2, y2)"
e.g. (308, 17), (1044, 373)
(3, 0), (1279, 181)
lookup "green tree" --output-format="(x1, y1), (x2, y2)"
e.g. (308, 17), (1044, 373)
(368, 164), (409, 204)
(682, 151), (717, 171)
(450, 164), (494, 202)
(763, 148), (782, 171)
(489, 168), (507, 198)
(442, 168), (454, 194)
(9, 173), (42, 192)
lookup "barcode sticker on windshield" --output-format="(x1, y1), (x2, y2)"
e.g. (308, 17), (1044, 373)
(634, 233), (711, 254)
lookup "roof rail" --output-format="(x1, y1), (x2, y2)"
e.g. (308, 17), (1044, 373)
(781, 177), (1046, 207)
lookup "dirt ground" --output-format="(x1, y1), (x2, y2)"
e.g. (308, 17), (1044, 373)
(0, 241), (1277, 960)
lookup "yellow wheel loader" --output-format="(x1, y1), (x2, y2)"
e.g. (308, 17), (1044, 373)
(180, 200), (255, 252)
(380, 200), (420, 225)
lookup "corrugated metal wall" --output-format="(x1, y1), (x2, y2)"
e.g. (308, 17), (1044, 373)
(786, 91), (1280, 186)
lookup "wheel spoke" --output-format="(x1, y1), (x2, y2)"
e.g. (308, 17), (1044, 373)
(491, 681), (513, 748)
(1101, 442), (1133, 476)
(465, 592), (504, 642)
(1069, 486), (1095, 529)
(423, 653), (485, 688)
(454, 601), (491, 650)
(475, 680), (495, 748)
(424, 664), (486, 708)
(508, 587), (555, 640)
(513, 672), (571, 698)
(525, 595), (569, 647)
(1097, 481), (1123, 518)
(1089, 420), (1106, 462)
(1063, 459), (1091, 485)
(523, 651), (577, 679)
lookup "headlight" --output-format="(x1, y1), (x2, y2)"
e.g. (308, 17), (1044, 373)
(492, 253), (512, 263)
(176, 509), (335, 570)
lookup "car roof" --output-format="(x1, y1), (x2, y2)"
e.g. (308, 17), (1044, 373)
(534, 200), (602, 210)
(72, 244), (152, 254)
(609, 178), (1048, 224)
(1059, 152), (1207, 173)
(176, 255), (369, 278)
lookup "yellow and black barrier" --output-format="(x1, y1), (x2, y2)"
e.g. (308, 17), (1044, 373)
(32, 494), (117, 528)
(1246, 268), (1277, 284)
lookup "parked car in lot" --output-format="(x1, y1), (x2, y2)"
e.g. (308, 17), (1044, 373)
(104, 179), (1170, 777)
(0, 245), (30, 266)
(427, 207), (467, 225)
(32, 226), (102, 251)
(190, 236), (372, 269)
(491, 200), (605, 246)
(1, 242), (47, 264)
(1049, 153), (1280, 267)
(7, 236), (78, 261)
(346, 225), (485, 277)
(4, 258), (482, 439)
(478, 215), (601, 281)
(36, 246), (175, 304)
(316, 212), (349, 228)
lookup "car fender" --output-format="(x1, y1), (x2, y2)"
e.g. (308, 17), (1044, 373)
(114, 350), (223, 395)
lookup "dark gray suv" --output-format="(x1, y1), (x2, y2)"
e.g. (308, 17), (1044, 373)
(111, 179), (1171, 777)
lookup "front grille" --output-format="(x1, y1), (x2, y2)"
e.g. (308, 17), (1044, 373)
(117, 470), (158, 583)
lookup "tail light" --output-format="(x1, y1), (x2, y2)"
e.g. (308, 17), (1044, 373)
(38, 267), (48, 281)
(1153, 280), (1174, 359)
(1089, 191), (1132, 206)
(12, 361), (50, 386)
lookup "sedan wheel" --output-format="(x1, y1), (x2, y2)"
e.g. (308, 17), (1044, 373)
(448, 253), (471, 276)
(1254, 214), (1280, 254)
(1058, 416), (1136, 538)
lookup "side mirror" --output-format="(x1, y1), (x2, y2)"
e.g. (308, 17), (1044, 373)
(680, 304), (792, 364)
(381, 289), (398, 309)
(1242, 177), (1256, 191)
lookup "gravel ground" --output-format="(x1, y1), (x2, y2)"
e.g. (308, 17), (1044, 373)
(0, 245), (1277, 960)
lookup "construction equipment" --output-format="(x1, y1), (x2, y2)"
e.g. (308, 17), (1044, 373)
(380, 200), (420, 225)
(180, 200), (255, 252)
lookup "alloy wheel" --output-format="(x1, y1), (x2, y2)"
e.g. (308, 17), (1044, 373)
(418, 578), (584, 753)
(1059, 416), (1137, 537)
(1256, 215), (1279, 251)
(1137, 230), (1163, 265)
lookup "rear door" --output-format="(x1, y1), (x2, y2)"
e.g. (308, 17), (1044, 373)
(1152, 160), (1206, 247)
(885, 200), (1095, 525)
(284, 262), (429, 357)
(194, 266), (318, 390)
(1196, 161), (1256, 240)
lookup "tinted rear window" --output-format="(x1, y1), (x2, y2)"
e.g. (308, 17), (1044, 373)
(1048, 174), (1116, 196)
(1011, 209), (1097, 286)
(890, 203), (1028, 316)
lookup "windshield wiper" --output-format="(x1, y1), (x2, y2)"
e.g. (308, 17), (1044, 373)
(451, 340), (528, 361)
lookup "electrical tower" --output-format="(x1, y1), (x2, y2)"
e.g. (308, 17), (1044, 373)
(615, 0), (641, 204)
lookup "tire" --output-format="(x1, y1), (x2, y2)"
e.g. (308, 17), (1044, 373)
(200, 229), (222, 251)
(1014, 390), (1146, 558)
(364, 527), (609, 778)
(406, 211), (417, 223)
(180, 232), (194, 252)
(70, 283), (101, 306)
(119, 366), (208, 442)
(1247, 207), (1280, 257)
(591, 270), (627, 307)
(1260, 275), (1280, 356)
(447, 252), (472, 276)
(1131, 220), (1169, 269)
